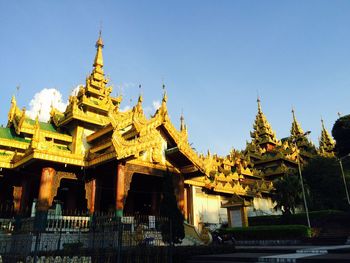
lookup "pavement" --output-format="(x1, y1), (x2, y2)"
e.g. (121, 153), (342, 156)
(187, 244), (350, 263)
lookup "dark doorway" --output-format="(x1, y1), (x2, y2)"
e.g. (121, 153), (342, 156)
(124, 173), (163, 215)
(54, 179), (87, 213)
(0, 177), (14, 217)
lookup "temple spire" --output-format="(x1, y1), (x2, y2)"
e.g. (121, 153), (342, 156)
(291, 108), (304, 137)
(257, 96), (262, 113)
(318, 118), (335, 157)
(84, 31), (110, 94)
(93, 30), (104, 72)
(250, 97), (279, 150)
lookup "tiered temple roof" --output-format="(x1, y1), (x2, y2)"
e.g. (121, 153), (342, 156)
(318, 119), (336, 157)
(250, 98), (280, 152)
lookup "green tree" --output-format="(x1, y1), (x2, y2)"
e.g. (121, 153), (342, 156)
(332, 114), (350, 157)
(302, 156), (350, 211)
(160, 170), (185, 244)
(272, 171), (302, 215)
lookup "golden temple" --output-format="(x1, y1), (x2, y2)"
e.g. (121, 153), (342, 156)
(0, 33), (336, 228)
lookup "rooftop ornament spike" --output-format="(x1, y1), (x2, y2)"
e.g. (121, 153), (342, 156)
(162, 85), (167, 103)
(291, 108), (304, 137)
(93, 31), (104, 70)
(180, 112), (186, 131)
(257, 96), (262, 113)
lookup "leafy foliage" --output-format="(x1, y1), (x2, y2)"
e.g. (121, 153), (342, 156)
(272, 171), (303, 215)
(332, 114), (350, 157)
(302, 156), (350, 211)
(249, 210), (349, 227)
(160, 170), (185, 244)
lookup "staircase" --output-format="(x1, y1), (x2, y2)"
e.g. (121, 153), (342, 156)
(181, 223), (206, 246)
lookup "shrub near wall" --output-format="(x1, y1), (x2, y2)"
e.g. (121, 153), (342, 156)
(249, 210), (350, 227)
(220, 225), (311, 240)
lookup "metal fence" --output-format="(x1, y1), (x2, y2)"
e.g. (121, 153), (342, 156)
(0, 212), (172, 263)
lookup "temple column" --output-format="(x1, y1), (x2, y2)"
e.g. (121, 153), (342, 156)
(151, 191), (158, 214)
(37, 167), (56, 211)
(116, 162), (125, 217)
(183, 187), (188, 221)
(94, 177), (102, 212)
(85, 179), (96, 214)
(19, 179), (31, 215)
(13, 186), (23, 213)
(187, 186), (194, 225)
(241, 207), (248, 227)
(177, 174), (185, 215)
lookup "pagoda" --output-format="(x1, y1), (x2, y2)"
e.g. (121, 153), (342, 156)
(0, 33), (270, 228)
(318, 119), (336, 157)
(244, 99), (298, 180)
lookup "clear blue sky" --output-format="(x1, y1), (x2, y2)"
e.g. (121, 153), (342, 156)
(1, 1), (349, 155)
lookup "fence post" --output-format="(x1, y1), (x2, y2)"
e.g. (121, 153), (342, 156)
(117, 216), (122, 263)
(56, 216), (63, 251)
(169, 218), (173, 263)
(91, 213), (95, 249)
(33, 210), (47, 263)
(33, 231), (41, 263)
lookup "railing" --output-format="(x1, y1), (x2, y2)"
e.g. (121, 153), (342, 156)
(0, 213), (172, 262)
(46, 215), (90, 232)
(0, 218), (14, 232)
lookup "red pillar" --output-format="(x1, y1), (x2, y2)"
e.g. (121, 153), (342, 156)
(37, 167), (55, 211)
(13, 186), (23, 213)
(85, 179), (96, 214)
(116, 162), (125, 217)
(19, 179), (32, 215)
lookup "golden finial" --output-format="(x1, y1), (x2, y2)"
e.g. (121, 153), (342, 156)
(321, 117), (325, 130)
(96, 30), (104, 48)
(136, 85), (143, 106)
(257, 96), (262, 113)
(291, 107), (297, 124)
(16, 85), (20, 98)
(11, 95), (16, 105)
(291, 107), (304, 137)
(180, 110), (186, 131)
(162, 84), (167, 102)
(93, 30), (104, 69)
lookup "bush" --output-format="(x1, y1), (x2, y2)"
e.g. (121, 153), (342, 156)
(219, 225), (311, 240)
(249, 210), (349, 227)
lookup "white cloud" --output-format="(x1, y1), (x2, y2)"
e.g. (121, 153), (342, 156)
(143, 100), (161, 117)
(115, 82), (137, 96)
(27, 88), (67, 122)
(70, 85), (81, 96)
(121, 105), (131, 111)
(27, 85), (83, 122)
(152, 100), (161, 111)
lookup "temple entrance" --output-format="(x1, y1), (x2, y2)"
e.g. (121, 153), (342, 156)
(0, 177), (14, 217)
(124, 173), (163, 215)
(54, 179), (87, 213)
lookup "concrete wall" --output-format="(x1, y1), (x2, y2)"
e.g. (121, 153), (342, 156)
(191, 186), (228, 230)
